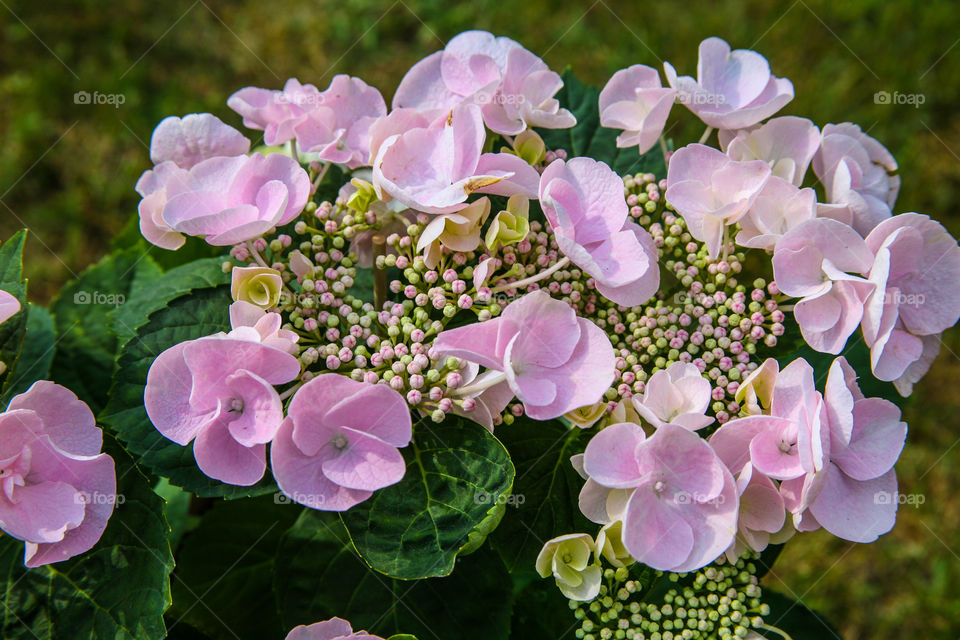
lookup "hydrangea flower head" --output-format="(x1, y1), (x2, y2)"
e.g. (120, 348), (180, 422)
(150, 113), (250, 169)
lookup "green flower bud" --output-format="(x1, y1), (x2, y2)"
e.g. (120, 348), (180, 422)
(485, 194), (531, 251)
(231, 266), (283, 309)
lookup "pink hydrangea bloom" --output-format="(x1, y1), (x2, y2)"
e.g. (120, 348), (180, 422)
(372, 104), (539, 214)
(724, 462), (786, 561)
(292, 75), (387, 169)
(813, 123), (900, 235)
(665, 144), (771, 258)
(599, 64), (676, 154)
(271, 375), (412, 511)
(285, 617), (383, 640)
(0, 381), (116, 567)
(434, 290), (616, 420)
(710, 357), (906, 543)
(631, 361), (714, 430)
(861, 213), (960, 389)
(773, 218), (875, 354)
(539, 157), (660, 306)
(228, 301), (300, 355)
(579, 422), (738, 572)
(228, 78), (323, 146)
(718, 116), (820, 187)
(664, 37), (794, 130)
(735, 176), (816, 250)
(0, 289), (21, 324)
(149, 153), (310, 246)
(392, 30), (574, 135)
(145, 335), (301, 486)
(150, 113), (250, 169)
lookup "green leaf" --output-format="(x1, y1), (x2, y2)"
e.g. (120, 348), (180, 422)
(111, 257), (231, 345)
(0, 230), (28, 398)
(0, 435), (174, 639)
(490, 416), (594, 579)
(276, 511), (513, 640)
(49, 248), (163, 412)
(166, 495), (301, 640)
(341, 417), (515, 580)
(758, 590), (842, 639)
(100, 286), (274, 498)
(0, 304), (55, 405)
(537, 70), (667, 178)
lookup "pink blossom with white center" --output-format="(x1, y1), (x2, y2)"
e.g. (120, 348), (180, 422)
(599, 64), (676, 154)
(292, 75), (387, 169)
(285, 617), (384, 640)
(392, 30), (574, 135)
(228, 78), (324, 146)
(813, 123), (900, 235)
(579, 422), (739, 573)
(434, 290), (616, 420)
(773, 217), (876, 354)
(0, 289), (20, 324)
(539, 157), (660, 306)
(149, 113), (250, 169)
(665, 144), (771, 259)
(0, 381), (116, 567)
(631, 361), (714, 431)
(150, 152), (310, 247)
(372, 104), (540, 215)
(228, 301), (300, 355)
(718, 116), (820, 187)
(861, 213), (960, 392)
(271, 375), (412, 512)
(736, 175), (816, 251)
(664, 37), (794, 130)
(144, 335), (301, 486)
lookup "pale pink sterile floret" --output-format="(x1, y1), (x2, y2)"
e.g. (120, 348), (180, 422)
(773, 217), (876, 354)
(665, 144), (771, 259)
(392, 30), (573, 135)
(599, 64), (676, 154)
(631, 361), (714, 431)
(861, 213), (960, 391)
(150, 113), (250, 169)
(579, 422), (739, 573)
(135, 161), (192, 250)
(285, 617), (384, 640)
(271, 375), (412, 512)
(0, 289), (21, 324)
(0, 381), (116, 567)
(144, 334), (301, 486)
(540, 157), (660, 306)
(228, 301), (300, 355)
(157, 152), (311, 246)
(433, 290), (616, 420)
(372, 104), (540, 215)
(227, 78), (323, 146)
(718, 116), (820, 187)
(292, 75), (387, 169)
(735, 176), (816, 251)
(813, 123), (900, 235)
(664, 37), (794, 130)
(724, 461), (786, 561)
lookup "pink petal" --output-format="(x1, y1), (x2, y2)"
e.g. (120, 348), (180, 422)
(320, 427), (407, 492)
(9, 381), (100, 456)
(193, 415), (267, 486)
(582, 422), (647, 488)
(808, 464), (897, 543)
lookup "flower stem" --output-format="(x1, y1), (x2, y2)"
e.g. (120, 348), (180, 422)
(246, 240), (270, 268)
(659, 135), (670, 164)
(758, 624), (794, 640)
(312, 162), (331, 191)
(490, 256), (571, 294)
(698, 126), (715, 145)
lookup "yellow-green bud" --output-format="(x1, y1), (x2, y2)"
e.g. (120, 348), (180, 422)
(230, 266), (283, 309)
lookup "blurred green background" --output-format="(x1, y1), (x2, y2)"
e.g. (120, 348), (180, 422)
(2, 0), (959, 637)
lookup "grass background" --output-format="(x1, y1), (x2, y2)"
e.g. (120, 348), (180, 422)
(1, 1), (959, 637)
